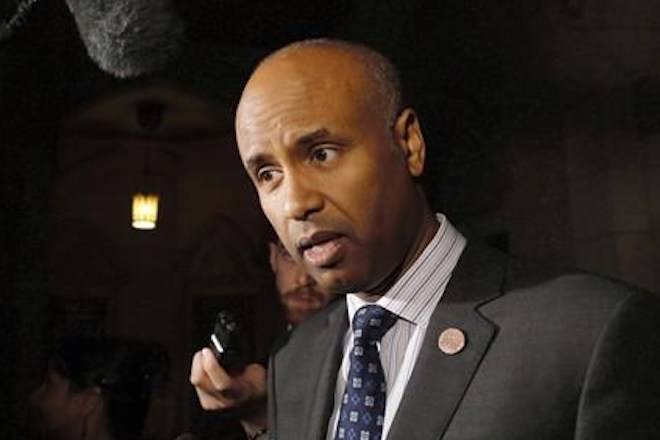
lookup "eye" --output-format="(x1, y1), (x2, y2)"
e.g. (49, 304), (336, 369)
(310, 146), (338, 163)
(256, 166), (281, 184)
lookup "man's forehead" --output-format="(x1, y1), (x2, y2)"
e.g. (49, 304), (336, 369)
(235, 46), (380, 156)
(240, 47), (371, 111)
(237, 75), (319, 141)
(238, 76), (365, 140)
(236, 96), (329, 149)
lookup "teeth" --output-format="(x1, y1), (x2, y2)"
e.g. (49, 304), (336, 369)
(299, 233), (339, 253)
(304, 239), (341, 266)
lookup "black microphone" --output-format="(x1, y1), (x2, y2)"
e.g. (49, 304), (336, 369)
(209, 309), (250, 374)
(64, 0), (184, 77)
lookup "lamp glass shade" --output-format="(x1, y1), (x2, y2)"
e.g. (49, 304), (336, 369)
(132, 193), (159, 230)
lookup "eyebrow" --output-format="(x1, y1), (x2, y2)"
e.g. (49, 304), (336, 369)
(295, 128), (331, 147)
(245, 153), (273, 174)
(244, 128), (333, 172)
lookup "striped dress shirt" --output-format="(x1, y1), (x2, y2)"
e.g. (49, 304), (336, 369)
(326, 214), (467, 440)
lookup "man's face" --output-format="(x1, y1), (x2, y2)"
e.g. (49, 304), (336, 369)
(236, 47), (426, 294)
(269, 241), (333, 325)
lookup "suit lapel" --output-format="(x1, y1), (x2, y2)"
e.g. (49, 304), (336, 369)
(387, 244), (506, 440)
(303, 300), (348, 440)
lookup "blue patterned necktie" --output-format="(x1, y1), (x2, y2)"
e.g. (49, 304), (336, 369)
(335, 305), (398, 440)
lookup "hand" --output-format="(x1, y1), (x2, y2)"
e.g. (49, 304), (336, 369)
(190, 348), (267, 410)
(190, 348), (267, 429)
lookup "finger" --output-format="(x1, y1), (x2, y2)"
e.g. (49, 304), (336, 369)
(195, 385), (232, 411)
(191, 351), (227, 394)
(201, 348), (232, 390)
(189, 350), (207, 386)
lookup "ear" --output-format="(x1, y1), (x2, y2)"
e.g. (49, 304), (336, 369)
(393, 108), (426, 177)
(268, 242), (279, 273)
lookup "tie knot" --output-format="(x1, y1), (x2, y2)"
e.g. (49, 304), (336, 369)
(352, 305), (398, 344)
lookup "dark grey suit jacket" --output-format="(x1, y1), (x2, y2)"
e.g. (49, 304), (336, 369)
(267, 244), (660, 439)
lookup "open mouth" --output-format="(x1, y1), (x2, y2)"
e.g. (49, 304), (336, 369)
(297, 231), (346, 268)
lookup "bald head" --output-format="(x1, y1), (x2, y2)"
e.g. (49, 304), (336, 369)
(239, 39), (403, 128)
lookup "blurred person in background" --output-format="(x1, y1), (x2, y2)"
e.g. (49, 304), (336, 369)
(30, 336), (169, 440)
(268, 238), (335, 329)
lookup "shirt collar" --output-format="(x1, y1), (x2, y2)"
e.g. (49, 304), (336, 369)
(346, 213), (466, 326)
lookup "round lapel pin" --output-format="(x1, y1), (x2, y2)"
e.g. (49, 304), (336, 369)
(438, 327), (466, 355)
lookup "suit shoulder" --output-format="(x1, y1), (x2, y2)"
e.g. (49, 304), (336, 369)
(512, 271), (647, 304)
(484, 267), (658, 329)
(276, 298), (346, 355)
(501, 249), (651, 307)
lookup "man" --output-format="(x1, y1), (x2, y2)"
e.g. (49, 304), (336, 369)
(192, 39), (660, 439)
(268, 239), (335, 328)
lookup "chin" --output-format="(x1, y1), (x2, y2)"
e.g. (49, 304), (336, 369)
(315, 269), (364, 295)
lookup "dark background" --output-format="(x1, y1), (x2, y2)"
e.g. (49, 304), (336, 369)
(2, 0), (660, 438)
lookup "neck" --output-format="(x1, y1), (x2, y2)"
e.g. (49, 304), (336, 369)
(364, 202), (439, 297)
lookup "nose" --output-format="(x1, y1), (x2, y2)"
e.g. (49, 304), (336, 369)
(282, 173), (323, 221)
(294, 264), (315, 288)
